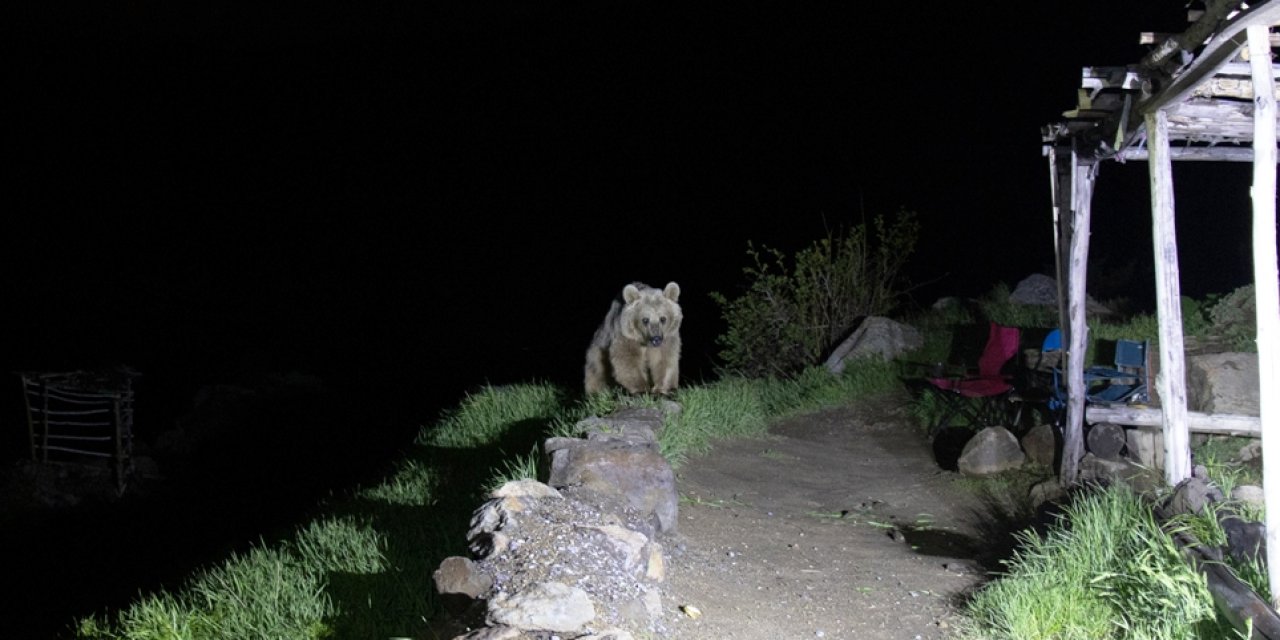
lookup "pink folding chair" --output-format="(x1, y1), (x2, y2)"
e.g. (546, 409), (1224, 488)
(924, 322), (1021, 432)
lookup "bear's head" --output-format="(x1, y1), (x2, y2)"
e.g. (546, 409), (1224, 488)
(620, 282), (682, 347)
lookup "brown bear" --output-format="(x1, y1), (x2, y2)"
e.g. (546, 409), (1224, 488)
(584, 282), (682, 395)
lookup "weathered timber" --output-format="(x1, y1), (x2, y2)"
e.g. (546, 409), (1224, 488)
(1085, 406), (1261, 436)
(1156, 503), (1280, 640)
(1047, 144), (1072, 335)
(1119, 146), (1257, 162)
(1061, 155), (1096, 486)
(1245, 23), (1280, 611)
(1138, 1), (1280, 117)
(1165, 98), (1280, 142)
(1146, 109), (1192, 486)
(1192, 72), (1280, 100)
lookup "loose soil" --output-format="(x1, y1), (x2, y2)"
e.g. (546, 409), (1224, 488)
(661, 391), (1038, 640)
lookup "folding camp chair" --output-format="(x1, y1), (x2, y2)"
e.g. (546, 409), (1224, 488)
(1083, 338), (1150, 405)
(1008, 328), (1065, 428)
(1044, 331), (1149, 410)
(924, 322), (1021, 432)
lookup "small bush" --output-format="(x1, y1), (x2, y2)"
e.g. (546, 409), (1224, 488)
(1180, 295), (1215, 338)
(712, 210), (920, 378)
(1209, 284), (1257, 352)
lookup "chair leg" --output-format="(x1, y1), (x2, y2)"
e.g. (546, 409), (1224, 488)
(928, 391), (971, 434)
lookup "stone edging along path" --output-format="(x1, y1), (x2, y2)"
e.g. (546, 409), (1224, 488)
(432, 404), (682, 640)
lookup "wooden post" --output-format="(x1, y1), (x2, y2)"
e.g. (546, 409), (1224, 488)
(1145, 108), (1192, 485)
(1245, 23), (1280, 610)
(1049, 146), (1073, 336)
(1061, 153), (1096, 485)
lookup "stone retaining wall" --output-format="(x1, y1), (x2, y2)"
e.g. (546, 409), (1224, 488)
(433, 405), (681, 640)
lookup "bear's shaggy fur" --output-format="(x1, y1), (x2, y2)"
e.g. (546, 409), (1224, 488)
(584, 282), (682, 395)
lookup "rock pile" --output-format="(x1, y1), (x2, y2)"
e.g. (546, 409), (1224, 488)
(433, 405), (680, 640)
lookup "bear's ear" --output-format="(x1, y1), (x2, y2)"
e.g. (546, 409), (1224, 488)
(623, 284), (642, 304)
(663, 282), (681, 302)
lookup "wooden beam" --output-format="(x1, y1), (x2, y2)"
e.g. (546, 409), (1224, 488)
(1138, 0), (1280, 117)
(1118, 146), (1257, 162)
(1146, 109), (1193, 486)
(1156, 503), (1280, 640)
(1109, 0), (1280, 158)
(1192, 70), (1280, 100)
(1085, 405), (1261, 436)
(1061, 154), (1096, 486)
(1245, 23), (1280, 612)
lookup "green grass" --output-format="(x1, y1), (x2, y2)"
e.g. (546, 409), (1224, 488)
(1194, 436), (1263, 493)
(660, 358), (901, 467)
(1169, 443), (1270, 605)
(79, 546), (337, 640)
(422, 382), (565, 448)
(485, 446), (543, 493)
(960, 484), (1242, 640)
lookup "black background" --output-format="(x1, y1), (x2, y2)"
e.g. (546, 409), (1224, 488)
(3, 3), (1267, 633)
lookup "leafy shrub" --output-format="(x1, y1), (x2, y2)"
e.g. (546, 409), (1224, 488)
(711, 211), (920, 377)
(1180, 295), (1214, 338)
(1209, 284), (1257, 352)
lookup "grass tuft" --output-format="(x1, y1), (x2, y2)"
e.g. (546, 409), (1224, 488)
(421, 382), (563, 448)
(960, 484), (1238, 640)
(485, 446), (543, 493)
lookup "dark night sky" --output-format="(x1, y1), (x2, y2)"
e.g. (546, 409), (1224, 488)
(7, 1), (1261, 424)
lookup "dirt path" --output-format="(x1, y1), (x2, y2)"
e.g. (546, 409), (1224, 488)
(662, 392), (1008, 640)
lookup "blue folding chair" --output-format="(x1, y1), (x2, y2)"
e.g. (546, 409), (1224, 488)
(1045, 330), (1150, 409)
(1083, 338), (1149, 405)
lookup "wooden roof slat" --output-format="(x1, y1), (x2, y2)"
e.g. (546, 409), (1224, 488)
(1047, 0), (1280, 160)
(1130, 0), (1280, 134)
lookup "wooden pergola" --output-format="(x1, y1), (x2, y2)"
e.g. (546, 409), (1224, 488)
(1044, 0), (1280, 605)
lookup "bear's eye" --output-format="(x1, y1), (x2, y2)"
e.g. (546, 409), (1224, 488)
(659, 317), (667, 324)
(642, 318), (650, 325)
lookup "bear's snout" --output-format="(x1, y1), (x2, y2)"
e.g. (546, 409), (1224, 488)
(649, 336), (664, 347)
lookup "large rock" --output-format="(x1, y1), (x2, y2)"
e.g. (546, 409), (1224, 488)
(487, 581), (597, 633)
(441, 405), (679, 640)
(1169, 476), (1225, 516)
(546, 441), (678, 535)
(1231, 484), (1266, 509)
(1020, 423), (1057, 468)
(1009, 274), (1110, 314)
(1009, 274), (1059, 305)
(824, 316), (923, 374)
(434, 556), (493, 599)
(957, 426), (1025, 476)
(1187, 352), (1259, 415)
(1078, 453), (1162, 494)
